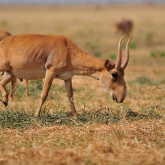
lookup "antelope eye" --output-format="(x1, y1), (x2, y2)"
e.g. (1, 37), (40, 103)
(111, 73), (118, 78)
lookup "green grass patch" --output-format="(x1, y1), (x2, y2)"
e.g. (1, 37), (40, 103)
(84, 41), (98, 50)
(75, 30), (85, 37)
(125, 108), (162, 122)
(109, 53), (117, 61)
(0, 108), (37, 129)
(128, 76), (165, 86)
(1, 20), (8, 27)
(146, 32), (154, 42)
(136, 76), (151, 85)
(0, 104), (163, 130)
(94, 51), (102, 58)
(122, 42), (137, 50)
(150, 50), (165, 58)
(129, 42), (137, 49)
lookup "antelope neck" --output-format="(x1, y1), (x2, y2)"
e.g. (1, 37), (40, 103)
(71, 50), (105, 80)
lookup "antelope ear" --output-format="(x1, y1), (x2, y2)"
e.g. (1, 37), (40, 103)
(104, 59), (110, 68)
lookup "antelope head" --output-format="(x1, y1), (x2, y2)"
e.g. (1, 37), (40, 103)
(101, 36), (132, 103)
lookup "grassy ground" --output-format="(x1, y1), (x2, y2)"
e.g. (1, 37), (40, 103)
(0, 4), (165, 165)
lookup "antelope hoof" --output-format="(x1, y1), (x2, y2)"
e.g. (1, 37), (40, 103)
(3, 101), (8, 106)
(73, 113), (78, 118)
(9, 96), (13, 100)
(19, 78), (23, 82)
(35, 113), (40, 117)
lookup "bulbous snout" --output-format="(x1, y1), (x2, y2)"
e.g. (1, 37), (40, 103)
(112, 93), (125, 103)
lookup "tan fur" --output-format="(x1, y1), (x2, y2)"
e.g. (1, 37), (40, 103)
(0, 30), (29, 99)
(0, 29), (11, 40)
(0, 34), (130, 116)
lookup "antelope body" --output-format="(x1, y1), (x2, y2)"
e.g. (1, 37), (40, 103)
(0, 34), (132, 116)
(0, 29), (11, 41)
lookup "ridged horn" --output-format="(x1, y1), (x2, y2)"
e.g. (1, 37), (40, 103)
(115, 35), (125, 70)
(121, 37), (133, 70)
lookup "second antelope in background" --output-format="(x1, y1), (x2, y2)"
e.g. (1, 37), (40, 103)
(0, 34), (132, 117)
(115, 17), (133, 35)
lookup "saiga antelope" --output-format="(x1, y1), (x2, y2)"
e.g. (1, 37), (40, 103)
(115, 18), (133, 35)
(0, 29), (29, 99)
(0, 34), (132, 116)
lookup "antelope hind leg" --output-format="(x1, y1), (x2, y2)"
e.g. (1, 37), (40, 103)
(25, 79), (29, 96)
(64, 78), (77, 117)
(0, 71), (15, 105)
(9, 78), (16, 100)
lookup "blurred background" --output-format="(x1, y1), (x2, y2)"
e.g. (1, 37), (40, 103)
(0, 0), (165, 5)
(0, 0), (164, 83)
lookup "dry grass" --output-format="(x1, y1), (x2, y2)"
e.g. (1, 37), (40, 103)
(0, 4), (165, 165)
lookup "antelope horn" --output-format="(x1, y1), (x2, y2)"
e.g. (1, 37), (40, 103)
(115, 35), (125, 70)
(121, 37), (133, 70)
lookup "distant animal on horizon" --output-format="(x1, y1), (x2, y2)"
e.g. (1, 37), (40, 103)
(0, 34), (132, 117)
(0, 29), (29, 99)
(115, 17), (133, 35)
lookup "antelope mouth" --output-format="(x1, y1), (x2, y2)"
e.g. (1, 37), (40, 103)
(112, 93), (116, 101)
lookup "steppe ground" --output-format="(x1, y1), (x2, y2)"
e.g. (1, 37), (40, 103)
(0, 4), (165, 165)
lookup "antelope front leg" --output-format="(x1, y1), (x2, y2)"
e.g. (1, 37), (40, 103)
(35, 71), (55, 117)
(64, 78), (77, 117)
